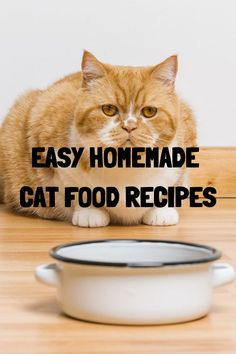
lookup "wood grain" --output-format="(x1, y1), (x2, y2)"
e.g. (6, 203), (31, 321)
(1, 147), (236, 353)
(189, 147), (236, 197)
(0, 198), (236, 354)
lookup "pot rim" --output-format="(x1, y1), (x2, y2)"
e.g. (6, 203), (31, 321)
(50, 239), (221, 268)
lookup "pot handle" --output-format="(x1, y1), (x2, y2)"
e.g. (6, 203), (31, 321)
(35, 263), (60, 287)
(212, 263), (235, 288)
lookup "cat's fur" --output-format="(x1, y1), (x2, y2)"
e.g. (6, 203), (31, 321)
(0, 51), (196, 227)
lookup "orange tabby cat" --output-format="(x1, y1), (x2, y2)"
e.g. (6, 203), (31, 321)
(0, 51), (196, 227)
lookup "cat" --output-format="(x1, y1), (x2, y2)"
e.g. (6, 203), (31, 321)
(0, 51), (196, 227)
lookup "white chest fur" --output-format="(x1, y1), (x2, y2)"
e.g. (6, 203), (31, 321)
(55, 129), (183, 224)
(53, 161), (181, 224)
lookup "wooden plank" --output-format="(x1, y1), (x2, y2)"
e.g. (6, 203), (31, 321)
(0, 200), (236, 354)
(189, 147), (236, 197)
(0, 147), (236, 354)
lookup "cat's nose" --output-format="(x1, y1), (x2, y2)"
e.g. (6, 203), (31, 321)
(122, 123), (137, 133)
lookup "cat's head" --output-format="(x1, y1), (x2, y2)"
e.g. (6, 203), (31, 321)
(74, 51), (179, 148)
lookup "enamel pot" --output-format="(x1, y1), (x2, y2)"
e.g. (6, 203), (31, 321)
(35, 239), (235, 325)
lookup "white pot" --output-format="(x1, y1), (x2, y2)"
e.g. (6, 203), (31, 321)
(35, 240), (235, 325)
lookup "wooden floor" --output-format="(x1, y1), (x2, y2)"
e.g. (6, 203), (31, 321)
(0, 200), (236, 354)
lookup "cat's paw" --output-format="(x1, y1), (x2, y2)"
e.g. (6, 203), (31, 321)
(72, 208), (110, 228)
(142, 207), (179, 226)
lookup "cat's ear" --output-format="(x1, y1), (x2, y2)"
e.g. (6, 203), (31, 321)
(81, 51), (106, 84)
(151, 55), (178, 88)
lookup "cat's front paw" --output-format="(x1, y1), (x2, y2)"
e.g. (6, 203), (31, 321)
(72, 208), (110, 228)
(142, 207), (179, 226)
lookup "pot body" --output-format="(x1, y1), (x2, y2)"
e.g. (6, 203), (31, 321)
(36, 261), (225, 325)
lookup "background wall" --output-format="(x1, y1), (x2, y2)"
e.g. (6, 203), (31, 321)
(0, 0), (235, 146)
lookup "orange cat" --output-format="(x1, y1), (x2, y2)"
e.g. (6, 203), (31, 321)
(0, 51), (196, 227)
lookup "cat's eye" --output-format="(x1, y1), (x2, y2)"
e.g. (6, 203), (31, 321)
(102, 104), (119, 117)
(141, 106), (158, 118)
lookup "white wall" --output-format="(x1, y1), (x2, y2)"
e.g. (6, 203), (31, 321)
(0, 0), (235, 146)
